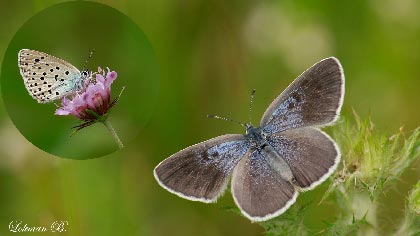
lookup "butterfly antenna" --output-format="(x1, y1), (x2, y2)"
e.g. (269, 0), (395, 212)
(248, 89), (256, 125)
(207, 114), (247, 128)
(83, 49), (95, 70)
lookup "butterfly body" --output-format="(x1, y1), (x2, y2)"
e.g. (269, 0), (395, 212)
(245, 124), (295, 182)
(245, 125), (267, 148)
(154, 57), (345, 221)
(18, 49), (90, 103)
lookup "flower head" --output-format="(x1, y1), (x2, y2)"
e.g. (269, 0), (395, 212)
(55, 67), (123, 132)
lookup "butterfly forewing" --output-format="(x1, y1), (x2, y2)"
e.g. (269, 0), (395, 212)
(18, 49), (83, 103)
(154, 134), (249, 203)
(260, 57), (344, 134)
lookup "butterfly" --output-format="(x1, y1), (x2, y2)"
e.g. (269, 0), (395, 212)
(154, 57), (345, 222)
(18, 49), (91, 103)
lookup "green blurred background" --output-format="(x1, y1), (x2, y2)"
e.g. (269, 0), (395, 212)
(0, 0), (419, 235)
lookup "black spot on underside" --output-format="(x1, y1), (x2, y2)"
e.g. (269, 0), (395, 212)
(65, 71), (69, 75)
(43, 72), (46, 75)
(40, 77), (44, 80)
(35, 59), (39, 62)
(56, 92), (59, 95)
(50, 69), (53, 72)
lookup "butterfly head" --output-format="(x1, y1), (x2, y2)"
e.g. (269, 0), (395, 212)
(77, 70), (92, 90)
(81, 70), (90, 79)
(245, 125), (266, 146)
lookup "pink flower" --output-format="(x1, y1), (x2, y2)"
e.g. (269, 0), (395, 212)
(55, 68), (119, 120)
(55, 67), (124, 147)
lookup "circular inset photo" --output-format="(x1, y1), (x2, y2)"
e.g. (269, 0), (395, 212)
(0, 1), (159, 160)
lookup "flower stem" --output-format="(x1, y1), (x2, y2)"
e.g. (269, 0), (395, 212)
(102, 119), (124, 149)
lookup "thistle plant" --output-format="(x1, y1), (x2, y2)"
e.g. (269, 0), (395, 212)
(325, 112), (420, 236)
(235, 111), (420, 236)
(393, 180), (420, 236)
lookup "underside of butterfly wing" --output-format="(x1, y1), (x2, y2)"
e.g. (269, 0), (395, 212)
(18, 49), (83, 103)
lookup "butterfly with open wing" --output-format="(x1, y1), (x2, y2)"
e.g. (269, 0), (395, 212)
(154, 57), (345, 222)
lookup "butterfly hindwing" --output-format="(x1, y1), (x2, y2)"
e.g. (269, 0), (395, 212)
(231, 149), (298, 222)
(154, 134), (249, 203)
(260, 57), (344, 134)
(18, 49), (82, 103)
(267, 127), (340, 190)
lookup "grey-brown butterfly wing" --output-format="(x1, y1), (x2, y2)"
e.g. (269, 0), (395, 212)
(231, 149), (298, 222)
(259, 57), (344, 192)
(266, 127), (340, 190)
(154, 134), (249, 203)
(260, 57), (344, 133)
(18, 49), (83, 103)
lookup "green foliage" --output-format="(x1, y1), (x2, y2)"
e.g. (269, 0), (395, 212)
(393, 181), (420, 236)
(327, 111), (420, 201)
(260, 203), (310, 236)
(409, 181), (420, 216)
(255, 112), (420, 236)
(321, 214), (370, 236)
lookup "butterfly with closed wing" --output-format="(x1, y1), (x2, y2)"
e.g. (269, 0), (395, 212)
(18, 49), (91, 103)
